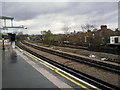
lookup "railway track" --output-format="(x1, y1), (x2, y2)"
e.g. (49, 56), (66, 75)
(21, 41), (120, 74)
(16, 41), (119, 89)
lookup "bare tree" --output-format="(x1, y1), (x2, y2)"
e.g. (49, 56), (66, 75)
(41, 30), (52, 35)
(62, 23), (70, 34)
(17, 31), (23, 35)
(81, 24), (96, 32)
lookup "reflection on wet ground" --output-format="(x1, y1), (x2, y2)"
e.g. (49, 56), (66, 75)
(10, 51), (17, 63)
(2, 47), (58, 88)
(2, 47), (17, 64)
(0, 47), (2, 90)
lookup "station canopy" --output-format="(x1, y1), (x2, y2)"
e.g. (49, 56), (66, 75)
(0, 16), (14, 20)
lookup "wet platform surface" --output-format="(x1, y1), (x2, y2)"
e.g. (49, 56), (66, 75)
(1, 46), (96, 89)
(2, 47), (58, 88)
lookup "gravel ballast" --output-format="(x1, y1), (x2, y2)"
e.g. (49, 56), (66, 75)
(20, 41), (120, 87)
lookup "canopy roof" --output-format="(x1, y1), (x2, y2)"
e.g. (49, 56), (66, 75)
(0, 16), (14, 20)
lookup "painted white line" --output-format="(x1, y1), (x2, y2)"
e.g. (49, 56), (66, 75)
(16, 46), (98, 89)
(15, 48), (74, 89)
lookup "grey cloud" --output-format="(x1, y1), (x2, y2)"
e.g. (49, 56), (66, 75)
(2, 2), (118, 21)
(1, 2), (118, 34)
(65, 2), (117, 16)
(2, 2), (70, 20)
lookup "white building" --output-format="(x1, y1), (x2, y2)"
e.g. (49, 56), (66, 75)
(110, 36), (120, 44)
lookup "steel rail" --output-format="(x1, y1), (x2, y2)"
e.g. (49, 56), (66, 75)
(16, 41), (120, 90)
(21, 41), (120, 74)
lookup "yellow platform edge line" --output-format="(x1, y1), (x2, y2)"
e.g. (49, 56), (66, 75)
(19, 48), (90, 90)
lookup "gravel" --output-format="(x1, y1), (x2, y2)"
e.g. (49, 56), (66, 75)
(21, 42), (120, 87)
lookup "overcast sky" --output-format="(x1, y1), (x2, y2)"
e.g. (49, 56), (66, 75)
(1, 1), (119, 34)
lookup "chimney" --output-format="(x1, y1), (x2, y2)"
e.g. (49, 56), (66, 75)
(101, 25), (107, 30)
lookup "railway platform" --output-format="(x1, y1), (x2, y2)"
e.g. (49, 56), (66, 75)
(1, 46), (97, 89)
